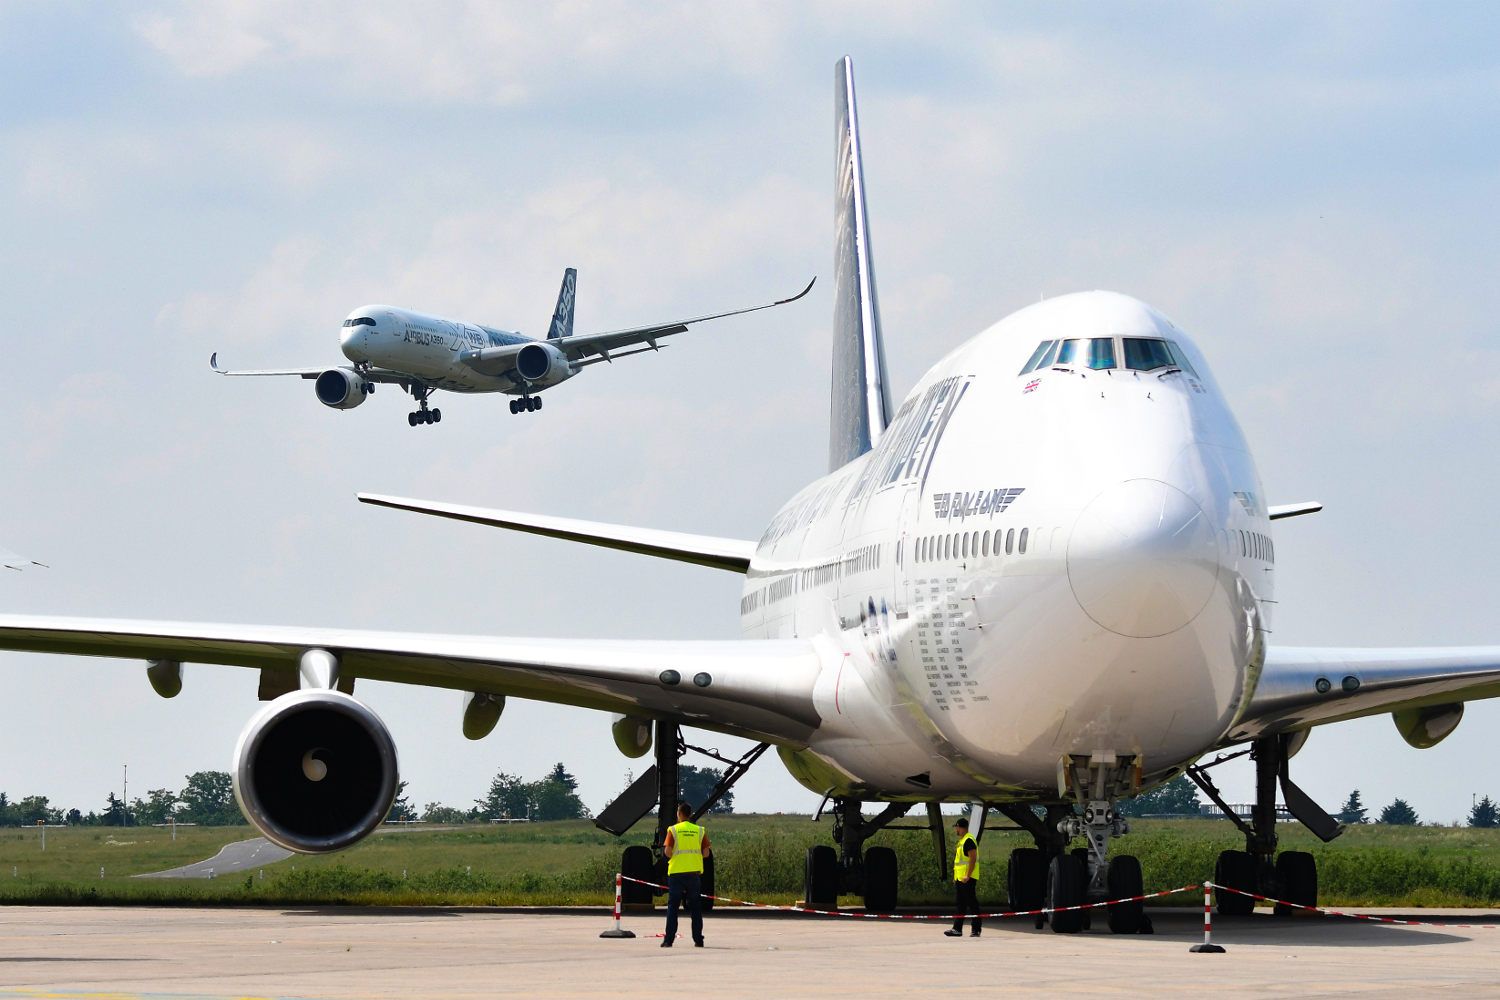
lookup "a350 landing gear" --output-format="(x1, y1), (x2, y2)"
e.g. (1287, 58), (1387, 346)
(1188, 733), (1342, 917)
(406, 384), (440, 427)
(509, 395), (542, 414)
(803, 797), (911, 913)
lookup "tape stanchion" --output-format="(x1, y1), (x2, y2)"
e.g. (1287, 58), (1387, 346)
(1189, 881), (1225, 953)
(599, 871), (636, 938)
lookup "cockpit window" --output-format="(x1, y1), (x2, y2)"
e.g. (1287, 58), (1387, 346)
(1086, 338), (1117, 369)
(1122, 338), (1176, 371)
(341, 317), (376, 328)
(1019, 340), (1056, 375)
(1167, 341), (1198, 376)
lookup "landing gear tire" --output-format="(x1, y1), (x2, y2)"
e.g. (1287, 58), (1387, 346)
(431, 408), (441, 423)
(1274, 851), (1317, 916)
(509, 400), (519, 414)
(620, 845), (654, 907)
(862, 846), (898, 913)
(701, 852), (716, 913)
(1106, 854), (1146, 934)
(1046, 853), (1087, 934)
(1214, 849), (1257, 916)
(1007, 847), (1046, 908)
(534, 396), (542, 410)
(1008, 847), (1047, 929)
(407, 412), (417, 427)
(804, 844), (838, 910)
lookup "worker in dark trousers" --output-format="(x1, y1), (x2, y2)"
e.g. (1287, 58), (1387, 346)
(944, 816), (981, 937)
(661, 801), (712, 948)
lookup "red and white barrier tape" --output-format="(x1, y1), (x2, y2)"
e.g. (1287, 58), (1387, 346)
(1207, 882), (1500, 930)
(617, 874), (1199, 921)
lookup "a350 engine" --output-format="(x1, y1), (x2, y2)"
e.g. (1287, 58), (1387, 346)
(314, 368), (370, 409)
(232, 690), (399, 854)
(514, 343), (573, 388)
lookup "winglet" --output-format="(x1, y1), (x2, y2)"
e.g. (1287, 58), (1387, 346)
(778, 276), (817, 306)
(210, 352), (222, 372)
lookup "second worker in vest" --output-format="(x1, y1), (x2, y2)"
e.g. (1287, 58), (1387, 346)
(662, 801), (712, 948)
(944, 816), (981, 937)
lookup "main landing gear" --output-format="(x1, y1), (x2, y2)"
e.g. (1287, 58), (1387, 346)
(509, 395), (542, 414)
(595, 721), (768, 910)
(406, 384), (440, 427)
(1187, 733), (1343, 917)
(803, 797), (913, 913)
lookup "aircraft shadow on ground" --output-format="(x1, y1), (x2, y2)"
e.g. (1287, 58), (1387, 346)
(979, 911), (1473, 948)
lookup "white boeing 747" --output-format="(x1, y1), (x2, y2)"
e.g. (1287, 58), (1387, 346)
(210, 270), (814, 426)
(3, 58), (1497, 933)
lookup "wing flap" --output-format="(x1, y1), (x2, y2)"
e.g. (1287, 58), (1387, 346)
(0, 615), (824, 744)
(357, 493), (755, 573)
(1225, 645), (1500, 743)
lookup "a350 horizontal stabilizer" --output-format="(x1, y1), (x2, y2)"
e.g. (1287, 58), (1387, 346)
(357, 494), (756, 574)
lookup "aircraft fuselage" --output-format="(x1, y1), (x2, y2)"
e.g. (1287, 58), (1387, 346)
(743, 291), (1271, 803)
(339, 305), (533, 393)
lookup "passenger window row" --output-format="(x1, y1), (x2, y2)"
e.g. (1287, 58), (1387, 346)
(1239, 530), (1274, 563)
(1019, 336), (1197, 377)
(914, 526), (1030, 563)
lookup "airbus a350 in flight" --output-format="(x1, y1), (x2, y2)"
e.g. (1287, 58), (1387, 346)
(210, 269), (813, 426)
(4, 58), (1497, 934)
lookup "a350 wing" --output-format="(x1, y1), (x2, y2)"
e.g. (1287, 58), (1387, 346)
(460, 278), (816, 376)
(1224, 644), (1500, 744)
(208, 354), (410, 384)
(0, 615), (825, 746)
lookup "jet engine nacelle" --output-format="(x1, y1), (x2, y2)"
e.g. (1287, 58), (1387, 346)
(232, 689), (399, 854)
(514, 342), (573, 388)
(314, 368), (370, 409)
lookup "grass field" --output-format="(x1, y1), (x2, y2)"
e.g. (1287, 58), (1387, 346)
(2, 816), (1499, 908)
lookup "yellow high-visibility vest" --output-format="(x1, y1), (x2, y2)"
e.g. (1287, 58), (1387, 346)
(952, 834), (979, 881)
(667, 821), (705, 875)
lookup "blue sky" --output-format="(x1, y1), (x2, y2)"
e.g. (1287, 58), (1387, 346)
(1, 3), (1498, 825)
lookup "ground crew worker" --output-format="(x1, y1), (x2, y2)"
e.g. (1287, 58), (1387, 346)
(661, 801), (711, 948)
(944, 816), (980, 937)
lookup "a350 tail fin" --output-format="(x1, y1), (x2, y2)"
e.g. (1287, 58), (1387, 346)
(829, 56), (893, 472)
(547, 267), (577, 340)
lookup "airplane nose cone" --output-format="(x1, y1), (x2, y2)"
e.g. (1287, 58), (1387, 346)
(1067, 479), (1222, 638)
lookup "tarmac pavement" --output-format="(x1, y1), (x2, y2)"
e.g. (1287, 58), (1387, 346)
(2, 905), (1499, 998)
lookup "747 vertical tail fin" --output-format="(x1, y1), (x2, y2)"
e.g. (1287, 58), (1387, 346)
(829, 56), (893, 472)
